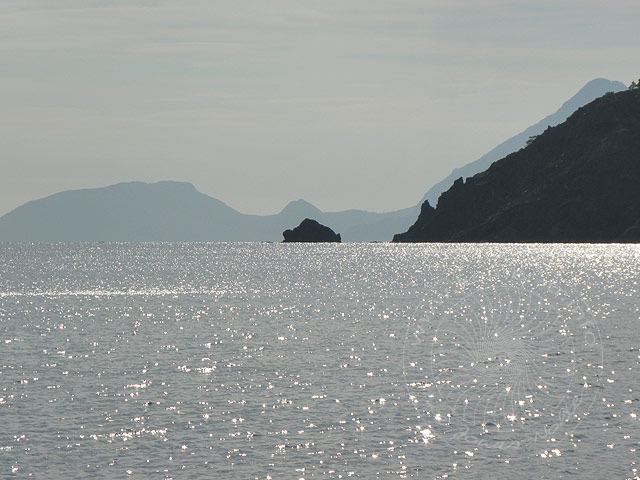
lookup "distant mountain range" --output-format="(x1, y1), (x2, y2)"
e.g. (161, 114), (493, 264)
(0, 181), (417, 242)
(394, 87), (640, 242)
(0, 78), (627, 242)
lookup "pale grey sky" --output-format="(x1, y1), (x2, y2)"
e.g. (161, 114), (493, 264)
(1, 0), (638, 215)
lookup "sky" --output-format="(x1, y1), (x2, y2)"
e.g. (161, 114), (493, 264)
(1, 0), (639, 216)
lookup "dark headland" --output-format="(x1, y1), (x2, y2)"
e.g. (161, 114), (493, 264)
(393, 87), (640, 243)
(283, 218), (341, 243)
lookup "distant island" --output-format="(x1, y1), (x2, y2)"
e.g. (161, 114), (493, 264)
(283, 218), (341, 243)
(394, 87), (640, 243)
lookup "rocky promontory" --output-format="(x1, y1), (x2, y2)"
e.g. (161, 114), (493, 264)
(283, 218), (341, 243)
(393, 87), (640, 243)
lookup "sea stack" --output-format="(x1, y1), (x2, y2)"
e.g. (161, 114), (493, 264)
(282, 218), (341, 243)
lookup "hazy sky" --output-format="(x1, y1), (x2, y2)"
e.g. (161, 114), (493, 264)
(1, 0), (638, 215)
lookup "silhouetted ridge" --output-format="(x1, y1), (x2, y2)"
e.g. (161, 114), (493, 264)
(419, 78), (626, 207)
(394, 88), (640, 243)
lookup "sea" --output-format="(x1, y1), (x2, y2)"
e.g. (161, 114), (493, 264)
(0, 243), (639, 479)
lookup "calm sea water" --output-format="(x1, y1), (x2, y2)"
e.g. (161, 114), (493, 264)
(1, 243), (639, 479)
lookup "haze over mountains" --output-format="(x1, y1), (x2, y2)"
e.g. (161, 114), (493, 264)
(0, 181), (417, 242)
(0, 78), (627, 243)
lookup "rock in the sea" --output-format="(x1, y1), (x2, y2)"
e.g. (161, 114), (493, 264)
(283, 218), (341, 243)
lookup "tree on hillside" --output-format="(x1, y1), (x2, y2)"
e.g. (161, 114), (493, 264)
(526, 135), (539, 146)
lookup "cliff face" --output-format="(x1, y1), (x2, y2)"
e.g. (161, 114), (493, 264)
(394, 88), (640, 243)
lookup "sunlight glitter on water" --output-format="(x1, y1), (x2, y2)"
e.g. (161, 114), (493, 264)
(0, 243), (639, 478)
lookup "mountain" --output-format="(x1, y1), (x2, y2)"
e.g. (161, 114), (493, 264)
(0, 181), (249, 242)
(420, 78), (627, 207)
(0, 181), (416, 242)
(393, 87), (640, 243)
(0, 78), (626, 242)
(336, 78), (625, 240)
